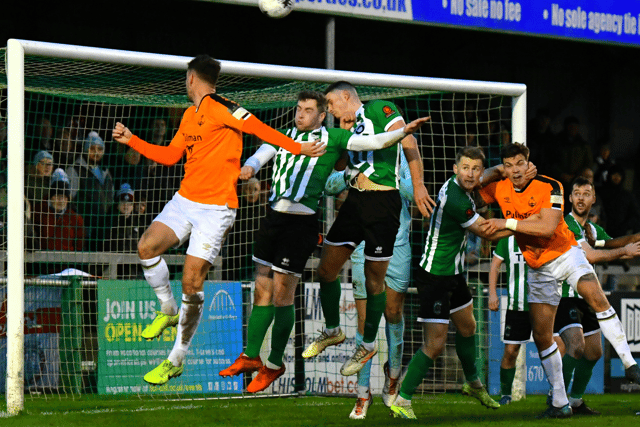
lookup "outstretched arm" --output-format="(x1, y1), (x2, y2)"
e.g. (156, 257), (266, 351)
(240, 144), (278, 180)
(243, 115), (325, 157)
(113, 122), (183, 166)
(580, 240), (640, 263)
(481, 208), (561, 239)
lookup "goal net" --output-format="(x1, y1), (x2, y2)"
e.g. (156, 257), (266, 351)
(1, 40), (526, 411)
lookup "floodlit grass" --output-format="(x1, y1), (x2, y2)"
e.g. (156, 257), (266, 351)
(1, 393), (639, 426)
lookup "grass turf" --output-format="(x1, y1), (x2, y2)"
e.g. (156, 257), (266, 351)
(1, 393), (639, 426)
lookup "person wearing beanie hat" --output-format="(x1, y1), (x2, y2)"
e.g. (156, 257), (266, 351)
(32, 168), (85, 253)
(106, 183), (141, 279)
(26, 151), (55, 207)
(65, 130), (114, 250)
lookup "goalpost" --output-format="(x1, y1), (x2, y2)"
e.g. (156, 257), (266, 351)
(3, 39), (527, 414)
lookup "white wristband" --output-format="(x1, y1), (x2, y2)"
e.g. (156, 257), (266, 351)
(595, 240), (605, 248)
(505, 218), (518, 231)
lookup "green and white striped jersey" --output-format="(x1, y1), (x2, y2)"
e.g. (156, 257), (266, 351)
(561, 212), (610, 298)
(494, 236), (529, 311)
(420, 176), (480, 276)
(347, 100), (405, 188)
(268, 126), (352, 211)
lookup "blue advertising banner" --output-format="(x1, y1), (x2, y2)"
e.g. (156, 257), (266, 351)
(487, 290), (604, 395)
(211, 1), (640, 47)
(412, 1), (640, 47)
(98, 280), (243, 395)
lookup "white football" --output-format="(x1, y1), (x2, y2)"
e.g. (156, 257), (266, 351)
(258, 0), (293, 19)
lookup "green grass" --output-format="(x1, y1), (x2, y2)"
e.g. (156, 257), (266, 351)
(1, 393), (639, 426)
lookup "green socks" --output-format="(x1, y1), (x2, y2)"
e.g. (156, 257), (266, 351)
(562, 354), (579, 391)
(268, 305), (295, 367)
(500, 367), (516, 396)
(569, 357), (598, 399)
(320, 278), (342, 329)
(245, 304), (275, 358)
(363, 291), (386, 343)
(399, 350), (434, 400)
(455, 332), (479, 382)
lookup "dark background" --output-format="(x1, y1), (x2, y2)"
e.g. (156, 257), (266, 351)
(2, 0), (640, 164)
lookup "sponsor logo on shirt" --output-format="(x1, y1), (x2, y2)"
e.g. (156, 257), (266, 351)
(382, 105), (396, 118)
(505, 210), (532, 220)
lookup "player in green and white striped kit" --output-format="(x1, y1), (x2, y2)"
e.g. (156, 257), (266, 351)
(303, 81), (436, 377)
(391, 146), (513, 420)
(553, 176), (640, 414)
(218, 90), (430, 393)
(488, 235), (529, 406)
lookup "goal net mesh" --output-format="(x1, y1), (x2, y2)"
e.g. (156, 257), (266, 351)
(0, 48), (512, 401)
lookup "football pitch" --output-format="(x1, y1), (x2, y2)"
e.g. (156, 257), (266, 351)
(1, 393), (639, 426)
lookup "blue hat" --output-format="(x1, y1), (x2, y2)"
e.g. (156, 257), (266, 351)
(116, 183), (135, 202)
(84, 131), (105, 152)
(49, 168), (71, 198)
(33, 150), (53, 165)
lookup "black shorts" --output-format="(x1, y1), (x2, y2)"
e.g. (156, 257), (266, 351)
(325, 188), (401, 260)
(553, 297), (600, 336)
(415, 268), (473, 323)
(503, 310), (532, 343)
(252, 207), (319, 276)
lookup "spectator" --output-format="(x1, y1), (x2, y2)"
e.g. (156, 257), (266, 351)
(32, 169), (85, 252)
(66, 131), (114, 250)
(52, 123), (81, 168)
(135, 191), (153, 230)
(550, 116), (593, 185)
(27, 116), (55, 155)
(26, 150), (55, 207)
(222, 178), (265, 281)
(106, 183), (140, 253)
(594, 143), (615, 191)
(527, 108), (555, 176)
(599, 164), (640, 238)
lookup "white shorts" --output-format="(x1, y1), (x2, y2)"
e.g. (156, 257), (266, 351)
(527, 245), (595, 306)
(153, 192), (236, 264)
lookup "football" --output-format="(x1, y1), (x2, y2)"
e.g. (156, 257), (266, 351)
(258, 0), (293, 19)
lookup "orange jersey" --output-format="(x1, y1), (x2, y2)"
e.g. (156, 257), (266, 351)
(480, 175), (577, 268)
(127, 94), (302, 208)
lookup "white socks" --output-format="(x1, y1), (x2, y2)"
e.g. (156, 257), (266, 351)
(539, 342), (568, 408)
(168, 292), (204, 367)
(597, 307), (636, 369)
(140, 256), (177, 315)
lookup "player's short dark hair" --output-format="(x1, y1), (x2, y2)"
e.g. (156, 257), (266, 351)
(188, 54), (221, 87)
(298, 90), (327, 114)
(572, 176), (594, 191)
(501, 142), (530, 162)
(455, 146), (485, 166)
(324, 80), (357, 96)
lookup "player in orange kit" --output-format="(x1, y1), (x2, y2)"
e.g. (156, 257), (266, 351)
(480, 142), (640, 418)
(112, 54), (324, 385)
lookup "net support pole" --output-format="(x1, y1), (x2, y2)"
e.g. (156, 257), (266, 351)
(512, 91), (527, 145)
(6, 38), (26, 415)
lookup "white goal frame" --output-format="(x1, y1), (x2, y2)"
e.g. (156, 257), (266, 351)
(5, 38), (527, 415)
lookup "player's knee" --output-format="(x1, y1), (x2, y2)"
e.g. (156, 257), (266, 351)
(316, 264), (337, 283)
(137, 237), (154, 260)
(504, 347), (520, 364)
(587, 346), (603, 361)
(384, 306), (403, 324)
